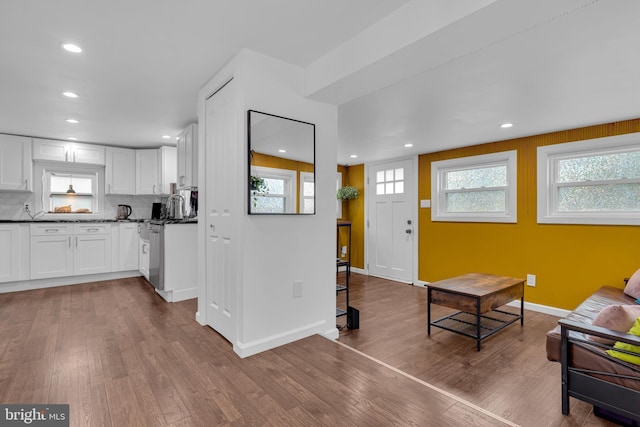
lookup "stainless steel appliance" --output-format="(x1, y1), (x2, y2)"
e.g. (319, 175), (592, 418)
(167, 194), (185, 219)
(148, 222), (164, 290)
(116, 204), (132, 220)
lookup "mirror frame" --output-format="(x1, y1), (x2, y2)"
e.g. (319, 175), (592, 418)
(247, 110), (316, 215)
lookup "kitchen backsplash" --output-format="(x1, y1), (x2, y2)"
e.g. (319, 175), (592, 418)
(0, 192), (166, 220)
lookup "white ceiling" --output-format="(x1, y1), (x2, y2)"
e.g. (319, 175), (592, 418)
(1, 0), (639, 166)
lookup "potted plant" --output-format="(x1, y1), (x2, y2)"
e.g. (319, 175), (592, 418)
(337, 185), (359, 201)
(250, 175), (267, 192)
(250, 175), (269, 207)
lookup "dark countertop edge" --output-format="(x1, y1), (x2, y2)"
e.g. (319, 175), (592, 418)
(0, 219), (149, 223)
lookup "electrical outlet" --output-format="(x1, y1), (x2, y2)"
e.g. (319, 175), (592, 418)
(293, 280), (303, 298)
(526, 274), (536, 287)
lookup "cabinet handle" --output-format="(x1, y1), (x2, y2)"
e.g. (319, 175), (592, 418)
(45, 228), (59, 233)
(65, 151), (69, 162)
(153, 184), (156, 193)
(86, 228), (100, 232)
(76, 236), (78, 247)
(73, 152), (76, 162)
(108, 183), (112, 193)
(24, 178), (28, 189)
(68, 236), (71, 247)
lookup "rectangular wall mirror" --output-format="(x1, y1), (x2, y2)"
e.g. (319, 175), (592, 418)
(248, 110), (315, 215)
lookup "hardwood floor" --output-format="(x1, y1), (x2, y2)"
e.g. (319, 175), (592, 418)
(337, 272), (618, 427)
(0, 275), (617, 426)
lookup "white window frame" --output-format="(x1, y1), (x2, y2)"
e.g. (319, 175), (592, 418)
(431, 150), (517, 223)
(299, 171), (314, 214)
(33, 162), (104, 220)
(537, 133), (640, 225)
(252, 166), (297, 214)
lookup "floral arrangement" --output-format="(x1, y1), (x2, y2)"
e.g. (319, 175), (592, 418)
(337, 186), (359, 200)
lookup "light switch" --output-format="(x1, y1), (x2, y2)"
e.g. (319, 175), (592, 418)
(420, 199), (431, 208)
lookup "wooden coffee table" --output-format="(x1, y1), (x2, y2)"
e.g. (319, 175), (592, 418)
(427, 273), (524, 350)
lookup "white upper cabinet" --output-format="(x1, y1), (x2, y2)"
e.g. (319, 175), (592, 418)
(0, 134), (32, 191)
(135, 147), (177, 195)
(177, 123), (198, 189)
(136, 149), (159, 194)
(33, 139), (105, 165)
(158, 146), (177, 194)
(105, 147), (136, 194)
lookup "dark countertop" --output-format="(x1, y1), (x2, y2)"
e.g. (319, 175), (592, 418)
(150, 219), (198, 225)
(1, 218), (198, 225)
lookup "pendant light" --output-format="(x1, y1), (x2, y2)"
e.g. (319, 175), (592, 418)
(66, 185), (76, 194)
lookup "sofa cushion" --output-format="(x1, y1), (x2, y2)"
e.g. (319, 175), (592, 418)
(589, 304), (640, 344)
(606, 317), (640, 365)
(546, 286), (637, 362)
(625, 268), (640, 299)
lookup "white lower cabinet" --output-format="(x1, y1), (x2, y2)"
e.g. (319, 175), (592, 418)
(111, 222), (139, 272)
(0, 224), (30, 283)
(30, 223), (112, 279)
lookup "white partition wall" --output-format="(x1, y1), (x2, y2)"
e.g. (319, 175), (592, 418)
(197, 50), (338, 358)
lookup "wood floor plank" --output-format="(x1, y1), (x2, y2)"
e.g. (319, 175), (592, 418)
(338, 273), (618, 427)
(0, 275), (620, 426)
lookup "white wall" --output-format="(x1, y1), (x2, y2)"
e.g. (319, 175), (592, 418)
(197, 50), (338, 357)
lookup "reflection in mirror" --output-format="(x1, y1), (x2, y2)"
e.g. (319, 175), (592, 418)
(248, 110), (315, 215)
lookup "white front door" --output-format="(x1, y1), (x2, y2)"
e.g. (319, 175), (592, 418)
(367, 158), (415, 283)
(204, 79), (237, 343)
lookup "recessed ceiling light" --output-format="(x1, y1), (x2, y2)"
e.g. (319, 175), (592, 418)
(62, 43), (82, 53)
(350, 154), (358, 158)
(404, 143), (413, 148)
(500, 123), (514, 128)
(62, 91), (78, 98)
(65, 118), (79, 124)
(278, 149), (286, 153)
(67, 137), (78, 140)
(162, 135), (171, 139)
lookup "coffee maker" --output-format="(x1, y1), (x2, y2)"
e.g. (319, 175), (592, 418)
(151, 202), (163, 220)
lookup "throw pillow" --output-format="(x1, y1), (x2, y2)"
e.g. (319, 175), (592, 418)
(624, 268), (640, 299)
(606, 317), (640, 365)
(589, 305), (640, 344)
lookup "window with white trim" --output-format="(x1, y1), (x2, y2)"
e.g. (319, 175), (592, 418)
(251, 166), (297, 214)
(431, 151), (517, 223)
(537, 133), (640, 225)
(376, 167), (404, 195)
(300, 171), (314, 214)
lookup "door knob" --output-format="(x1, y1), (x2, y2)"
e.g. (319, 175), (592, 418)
(406, 229), (412, 234)
(407, 220), (412, 225)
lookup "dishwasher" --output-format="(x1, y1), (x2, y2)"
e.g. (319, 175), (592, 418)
(148, 222), (164, 290)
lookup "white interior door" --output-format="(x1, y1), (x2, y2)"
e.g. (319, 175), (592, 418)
(205, 79), (237, 343)
(367, 158), (415, 283)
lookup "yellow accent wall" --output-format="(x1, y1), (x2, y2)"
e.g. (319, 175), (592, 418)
(341, 119), (640, 310)
(337, 164), (365, 269)
(419, 119), (640, 310)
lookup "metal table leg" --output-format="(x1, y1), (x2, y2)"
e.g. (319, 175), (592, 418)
(476, 300), (481, 351)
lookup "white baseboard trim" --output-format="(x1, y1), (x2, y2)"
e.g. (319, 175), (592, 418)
(195, 311), (204, 325)
(506, 300), (571, 318)
(324, 327), (339, 340)
(233, 320), (326, 358)
(0, 270), (142, 294)
(155, 286), (198, 303)
(414, 280), (429, 287)
(351, 266), (366, 275)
